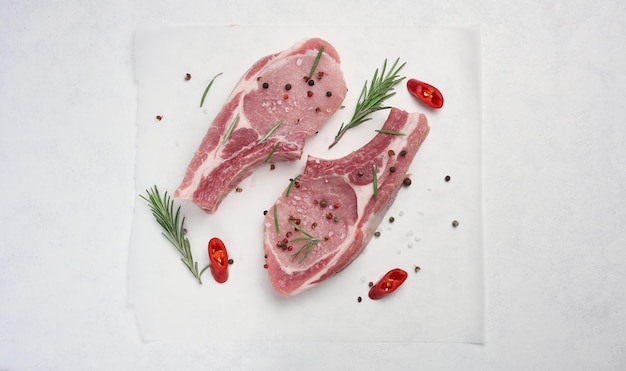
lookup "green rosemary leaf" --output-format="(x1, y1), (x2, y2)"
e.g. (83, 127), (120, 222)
(375, 129), (406, 136)
(372, 164), (379, 200)
(329, 58), (406, 149)
(257, 119), (284, 144)
(141, 186), (205, 284)
(285, 175), (301, 197)
(289, 220), (314, 239)
(200, 72), (223, 108)
(265, 141), (280, 163)
(307, 44), (325, 80)
(273, 205), (280, 235)
(222, 113), (240, 144)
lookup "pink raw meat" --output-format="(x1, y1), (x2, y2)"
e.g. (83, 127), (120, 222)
(176, 38), (347, 213)
(263, 108), (430, 296)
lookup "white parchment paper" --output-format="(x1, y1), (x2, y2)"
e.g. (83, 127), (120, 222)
(128, 25), (483, 343)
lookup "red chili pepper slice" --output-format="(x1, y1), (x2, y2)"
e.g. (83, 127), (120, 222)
(368, 268), (408, 300)
(407, 78), (444, 109)
(208, 237), (229, 283)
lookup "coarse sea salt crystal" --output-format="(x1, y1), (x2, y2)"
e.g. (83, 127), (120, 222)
(296, 58), (303, 66)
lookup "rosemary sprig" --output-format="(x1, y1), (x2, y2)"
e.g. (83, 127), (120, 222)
(265, 141), (280, 162)
(273, 205), (280, 234)
(140, 186), (209, 284)
(375, 129), (406, 136)
(285, 175), (301, 197)
(222, 113), (240, 144)
(372, 165), (379, 200)
(200, 72), (223, 108)
(289, 221), (319, 263)
(307, 44), (325, 80)
(257, 119), (284, 144)
(328, 58), (406, 149)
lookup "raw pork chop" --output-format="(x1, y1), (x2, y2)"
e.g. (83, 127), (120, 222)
(263, 108), (430, 296)
(176, 38), (347, 213)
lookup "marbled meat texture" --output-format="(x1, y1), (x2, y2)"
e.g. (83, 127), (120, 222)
(175, 38), (347, 213)
(263, 108), (430, 296)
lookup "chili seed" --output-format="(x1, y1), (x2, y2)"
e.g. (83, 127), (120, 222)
(320, 199), (328, 208)
(403, 178), (412, 187)
(414, 265), (421, 273)
(228, 258), (234, 265)
(286, 231), (292, 238)
(374, 231), (381, 238)
(312, 222), (318, 229)
(262, 82), (269, 89)
(357, 296), (362, 303)
(308, 79), (315, 86)
(400, 150), (407, 157)
(326, 91), (332, 97)
(185, 73), (191, 80)
(452, 220), (459, 228)
(270, 164), (276, 170)
(285, 83), (292, 90)
(235, 187), (243, 192)
(389, 166), (396, 173)
(389, 216), (395, 223)
(257, 76), (262, 81)
(315, 107), (321, 113)
(445, 175), (451, 182)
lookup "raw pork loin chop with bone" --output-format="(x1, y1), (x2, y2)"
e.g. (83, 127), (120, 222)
(176, 38), (347, 213)
(264, 108), (430, 296)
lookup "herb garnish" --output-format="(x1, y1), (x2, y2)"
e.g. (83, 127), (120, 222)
(285, 175), (301, 197)
(222, 113), (240, 144)
(375, 129), (406, 136)
(328, 58), (406, 149)
(265, 141), (280, 162)
(289, 221), (319, 263)
(257, 119), (284, 144)
(372, 165), (379, 200)
(308, 44), (325, 80)
(140, 186), (209, 284)
(273, 205), (280, 234)
(200, 72), (223, 108)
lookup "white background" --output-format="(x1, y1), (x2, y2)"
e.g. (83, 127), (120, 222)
(1, 0), (625, 370)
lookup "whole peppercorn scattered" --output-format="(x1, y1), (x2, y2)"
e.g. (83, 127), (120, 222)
(285, 83), (292, 90)
(445, 175), (451, 182)
(374, 231), (381, 238)
(403, 177), (412, 187)
(368, 281), (374, 287)
(400, 150), (407, 157)
(262, 82), (269, 89)
(326, 91), (332, 97)
(270, 164), (276, 170)
(389, 166), (396, 173)
(333, 216), (339, 222)
(319, 199), (328, 208)
(308, 79), (315, 86)
(389, 216), (395, 223)
(357, 296), (362, 303)
(235, 187), (243, 193)
(452, 220), (459, 228)
(228, 258), (234, 265)
(185, 73), (191, 80)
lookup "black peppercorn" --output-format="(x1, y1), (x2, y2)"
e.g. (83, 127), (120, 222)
(326, 91), (332, 97)
(308, 79), (315, 86)
(262, 82), (269, 89)
(285, 83), (292, 90)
